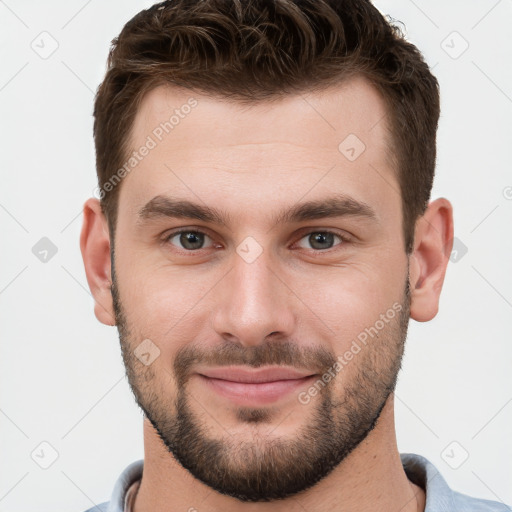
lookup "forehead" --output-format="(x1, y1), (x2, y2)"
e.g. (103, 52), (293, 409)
(132, 77), (390, 149)
(120, 77), (396, 222)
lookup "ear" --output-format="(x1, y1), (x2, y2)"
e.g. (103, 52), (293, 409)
(79, 197), (116, 326)
(408, 198), (454, 322)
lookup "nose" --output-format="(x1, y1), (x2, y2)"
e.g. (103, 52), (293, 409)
(212, 248), (296, 347)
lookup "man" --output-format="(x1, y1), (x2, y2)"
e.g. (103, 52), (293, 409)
(79, 1), (510, 511)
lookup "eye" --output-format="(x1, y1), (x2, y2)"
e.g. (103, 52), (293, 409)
(162, 229), (349, 253)
(295, 231), (346, 251)
(164, 230), (215, 251)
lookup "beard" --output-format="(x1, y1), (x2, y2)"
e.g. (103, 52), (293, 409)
(111, 256), (411, 502)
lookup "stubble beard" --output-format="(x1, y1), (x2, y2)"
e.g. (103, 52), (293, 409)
(111, 258), (411, 502)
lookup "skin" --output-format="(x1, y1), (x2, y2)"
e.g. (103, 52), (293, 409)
(80, 76), (453, 512)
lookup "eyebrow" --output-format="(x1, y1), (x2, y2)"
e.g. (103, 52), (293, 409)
(137, 193), (377, 228)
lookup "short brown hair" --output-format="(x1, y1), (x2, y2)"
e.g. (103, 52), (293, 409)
(93, 0), (440, 253)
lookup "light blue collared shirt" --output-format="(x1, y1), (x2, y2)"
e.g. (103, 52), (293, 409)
(83, 453), (511, 512)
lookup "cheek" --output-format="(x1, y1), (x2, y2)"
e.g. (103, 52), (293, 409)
(116, 263), (217, 353)
(292, 261), (405, 335)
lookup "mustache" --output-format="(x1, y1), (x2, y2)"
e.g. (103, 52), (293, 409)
(173, 339), (337, 386)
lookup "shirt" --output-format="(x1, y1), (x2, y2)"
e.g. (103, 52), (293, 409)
(82, 453), (511, 512)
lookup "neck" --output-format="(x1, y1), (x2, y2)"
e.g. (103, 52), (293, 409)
(133, 394), (425, 512)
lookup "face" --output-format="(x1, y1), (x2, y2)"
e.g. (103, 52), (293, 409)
(110, 78), (411, 501)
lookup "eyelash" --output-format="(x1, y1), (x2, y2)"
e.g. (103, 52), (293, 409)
(161, 228), (351, 254)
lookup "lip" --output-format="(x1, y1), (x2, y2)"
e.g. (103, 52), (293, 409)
(197, 366), (316, 383)
(196, 366), (317, 406)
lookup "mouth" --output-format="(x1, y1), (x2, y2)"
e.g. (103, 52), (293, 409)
(195, 366), (318, 406)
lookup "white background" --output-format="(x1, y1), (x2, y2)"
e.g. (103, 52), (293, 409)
(0, 1), (511, 510)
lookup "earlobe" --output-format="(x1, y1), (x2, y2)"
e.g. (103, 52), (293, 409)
(79, 197), (116, 326)
(409, 198), (454, 322)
